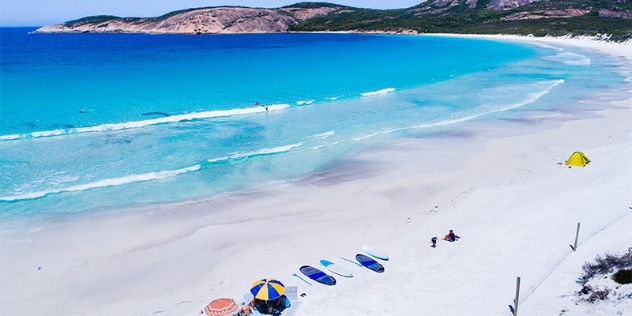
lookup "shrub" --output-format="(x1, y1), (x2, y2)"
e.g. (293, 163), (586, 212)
(586, 288), (609, 302)
(579, 250), (632, 284)
(613, 268), (632, 284)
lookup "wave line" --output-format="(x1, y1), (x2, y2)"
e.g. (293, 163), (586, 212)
(206, 142), (303, 164)
(0, 165), (201, 202)
(1, 104), (290, 142)
(352, 80), (564, 141)
(361, 88), (396, 97)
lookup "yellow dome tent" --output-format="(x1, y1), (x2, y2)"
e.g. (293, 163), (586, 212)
(565, 151), (590, 167)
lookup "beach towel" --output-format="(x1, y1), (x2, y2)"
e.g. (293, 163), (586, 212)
(280, 301), (302, 316)
(284, 286), (298, 300)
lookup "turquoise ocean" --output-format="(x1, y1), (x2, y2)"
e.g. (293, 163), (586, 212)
(1, 28), (630, 220)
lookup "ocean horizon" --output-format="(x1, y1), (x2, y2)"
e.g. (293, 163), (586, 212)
(1, 27), (630, 221)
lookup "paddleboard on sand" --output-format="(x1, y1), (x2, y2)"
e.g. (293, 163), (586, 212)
(355, 254), (385, 273)
(300, 265), (336, 286)
(319, 260), (353, 278)
(362, 245), (389, 261)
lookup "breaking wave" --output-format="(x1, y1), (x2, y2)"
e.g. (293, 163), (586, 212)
(361, 88), (396, 97)
(0, 104), (290, 142)
(0, 165), (201, 202)
(542, 52), (591, 66)
(352, 79), (564, 141)
(206, 143), (303, 165)
(305, 131), (335, 139)
(1, 142), (305, 202)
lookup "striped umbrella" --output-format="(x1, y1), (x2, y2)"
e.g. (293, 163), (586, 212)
(250, 278), (285, 301)
(203, 298), (238, 316)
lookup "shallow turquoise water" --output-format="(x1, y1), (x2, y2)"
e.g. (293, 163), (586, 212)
(1, 28), (629, 219)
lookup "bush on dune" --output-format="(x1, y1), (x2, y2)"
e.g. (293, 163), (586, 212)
(613, 269), (632, 285)
(579, 249), (632, 284)
(577, 248), (632, 303)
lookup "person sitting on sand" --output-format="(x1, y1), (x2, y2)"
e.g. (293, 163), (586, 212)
(250, 298), (268, 313)
(250, 295), (290, 315)
(236, 304), (252, 316)
(442, 230), (460, 242)
(269, 294), (291, 316)
(431, 236), (438, 248)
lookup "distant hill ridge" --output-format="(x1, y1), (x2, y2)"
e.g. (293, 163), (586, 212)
(33, 1), (632, 41)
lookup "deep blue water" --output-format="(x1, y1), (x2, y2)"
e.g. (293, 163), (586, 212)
(1, 27), (629, 219)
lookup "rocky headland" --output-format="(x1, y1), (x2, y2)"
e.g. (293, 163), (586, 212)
(34, 6), (336, 34)
(33, 1), (632, 40)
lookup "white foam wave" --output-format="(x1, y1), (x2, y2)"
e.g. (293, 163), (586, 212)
(306, 131), (335, 139)
(31, 129), (65, 137)
(207, 143), (303, 163)
(0, 134), (20, 141)
(352, 131), (389, 141)
(310, 140), (344, 150)
(487, 79), (564, 111)
(0, 104), (290, 142)
(542, 52), (591, 66)
(350, 80), (564, 141)
(361, 88), (395, 97)
(414, 80), (564, 127)
(0, 165), (201, 202)
(531, 43), (564, 51)
(296, 100), (314, 105)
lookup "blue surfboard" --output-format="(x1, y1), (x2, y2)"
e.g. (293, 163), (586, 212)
(355, 254), (385, 273)
(299, 265), (336, 286)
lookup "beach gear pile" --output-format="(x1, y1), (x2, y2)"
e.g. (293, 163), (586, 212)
(293, 245), (389, 287)
(203, 245), (390, 316)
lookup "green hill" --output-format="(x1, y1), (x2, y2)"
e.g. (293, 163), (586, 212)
(288, 0), (632, 41)
(45, 1), (632, 41)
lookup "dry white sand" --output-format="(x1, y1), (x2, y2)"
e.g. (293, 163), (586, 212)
(1, 35), (631, 316)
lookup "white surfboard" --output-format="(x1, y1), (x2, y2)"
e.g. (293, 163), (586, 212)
(319, 259), (353, 277)
(362, 245), (389, 261)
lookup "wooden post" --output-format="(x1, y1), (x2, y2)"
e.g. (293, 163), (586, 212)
(514, 277), (521, 316)
(573, 223), (581, 251)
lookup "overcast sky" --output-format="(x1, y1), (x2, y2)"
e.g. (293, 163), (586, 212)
(1, 1), (424, 26)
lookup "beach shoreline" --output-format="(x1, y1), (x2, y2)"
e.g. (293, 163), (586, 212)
(430, 33), (632, 62)
(1, 35), (631, 316)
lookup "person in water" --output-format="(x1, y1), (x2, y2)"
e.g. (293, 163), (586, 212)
(442, 230), (460, 242)
(255, 102), (268, 111)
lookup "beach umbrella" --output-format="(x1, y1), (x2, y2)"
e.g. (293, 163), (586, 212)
(250, 278), (285, 301)
(203, 298), (239, 316)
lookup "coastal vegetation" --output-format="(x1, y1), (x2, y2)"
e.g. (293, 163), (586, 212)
(286, 1), (632, 41)
(577, 250), (632, 302)
(579, 250), (632, 284)
(614, 269), (632, 284)
(46, 0), (632, 41)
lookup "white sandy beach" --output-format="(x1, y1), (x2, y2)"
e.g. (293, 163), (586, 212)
(1, 35), (631, 316)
